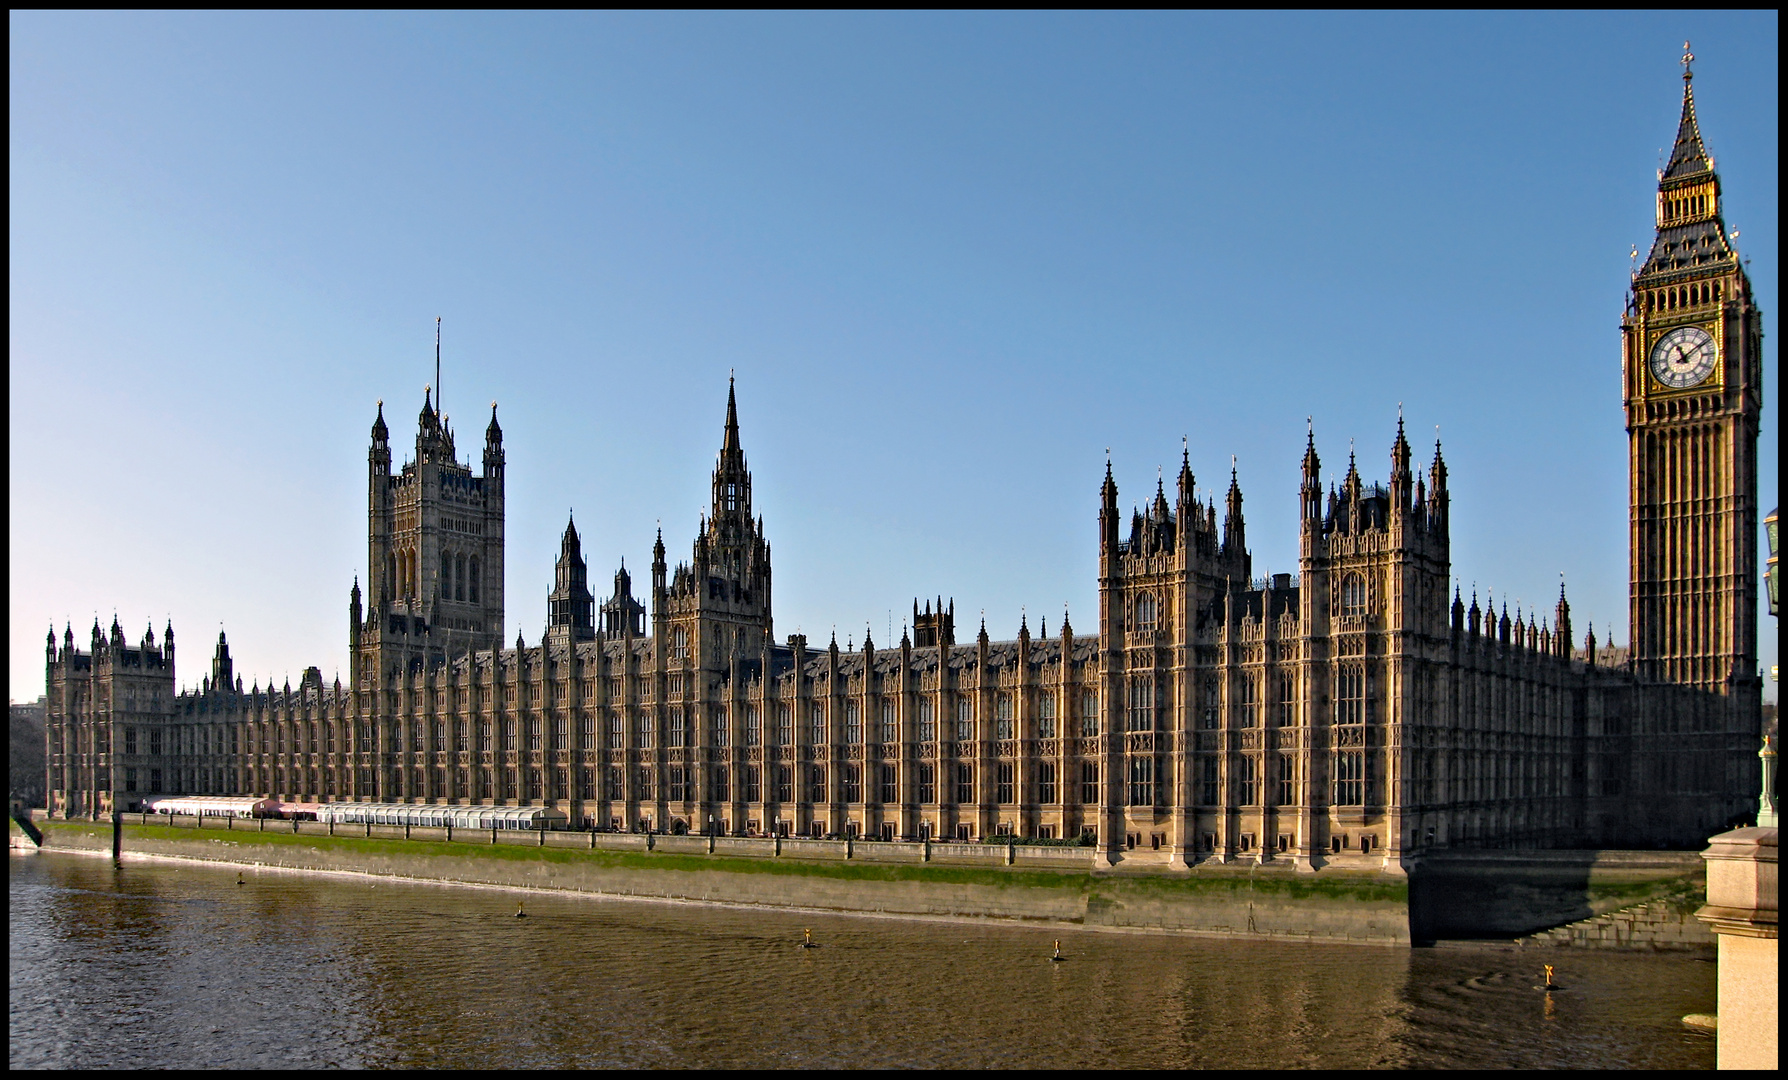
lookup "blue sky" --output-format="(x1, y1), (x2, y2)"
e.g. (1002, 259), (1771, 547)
(9, 11), (1778, 701)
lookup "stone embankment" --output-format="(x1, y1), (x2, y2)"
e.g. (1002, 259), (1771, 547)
(13, 816), (1413, 945)
(1516, 891), (1713, 951)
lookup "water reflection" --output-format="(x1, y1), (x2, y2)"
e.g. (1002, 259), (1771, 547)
(10, 852), (1714, 1069)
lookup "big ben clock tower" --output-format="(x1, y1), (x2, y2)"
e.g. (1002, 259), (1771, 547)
(1623, 45), (1763, 720)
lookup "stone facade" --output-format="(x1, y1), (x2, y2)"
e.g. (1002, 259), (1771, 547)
(44, 70), (1766, 870)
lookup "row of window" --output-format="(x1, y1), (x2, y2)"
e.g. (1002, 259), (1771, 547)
(119, 750), (1390, 810)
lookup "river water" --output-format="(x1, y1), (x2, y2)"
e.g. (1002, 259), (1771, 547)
(9, 851), (1714, 1069)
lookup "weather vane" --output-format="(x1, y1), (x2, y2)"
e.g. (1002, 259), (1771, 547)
(1681, 40), (1693, 77)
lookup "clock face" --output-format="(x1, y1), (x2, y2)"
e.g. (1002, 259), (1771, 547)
(1649, 325), (1718, 389)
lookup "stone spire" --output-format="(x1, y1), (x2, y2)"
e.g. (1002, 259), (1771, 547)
(1663, 42), (1712, 181)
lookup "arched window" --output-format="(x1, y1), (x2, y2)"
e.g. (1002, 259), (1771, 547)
(1134, 593), (1158, 632)
(468, 558), (480, 604)
(1341, 573), (1368, 617)
(671, 627), (688, 662)
(995, 695), (1013, 740)
(440, 551), (451, 602)
(955, 698), (973, 741)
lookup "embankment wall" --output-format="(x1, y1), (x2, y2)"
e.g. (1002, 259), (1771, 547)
(17, 819), (1410, 944)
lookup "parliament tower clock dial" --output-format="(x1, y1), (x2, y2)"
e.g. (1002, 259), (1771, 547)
(1648, 325), (1717, 389)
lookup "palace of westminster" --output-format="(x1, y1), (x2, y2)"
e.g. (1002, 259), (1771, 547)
(43, 63), (1767, 868)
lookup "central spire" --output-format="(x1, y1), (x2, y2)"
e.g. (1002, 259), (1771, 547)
(711, 377), (753, 527)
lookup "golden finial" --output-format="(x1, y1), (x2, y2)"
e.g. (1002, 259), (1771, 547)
(1681, 40), (1693, 78)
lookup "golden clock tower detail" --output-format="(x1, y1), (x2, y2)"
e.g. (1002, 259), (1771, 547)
(1623, 45), (1763, 717)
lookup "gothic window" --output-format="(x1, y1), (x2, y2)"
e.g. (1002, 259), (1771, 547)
(712, 707), (729, 748)
(1201, 679), (1220, 729)
(455, 554), (466, 602)
(1333, 750), (1364, 806)
(670, 628), (688, 662)
(1240, 677), (1258, 728)
(918, 763), (936, 804)
(917, 698), (935, 743)
(776, 704), (792, 746)
(842, 764), (861, 804)
(1335, 666), (1365, 725)
(1134, 593), (1158, 632)
(1127, 758), (1155, 806)
(440, 552), (451, 602)
(808, 704), (826, 747)
(809, 765), (826, 804)
(1081, 762), (1099, 804)
(845, 701), (862, 744)
(713, 766), (730, 802)
(639, 713), (656, 748)
(1080, 691), (1099, 737)
(608, 712), (624, 748)
(669, 707), (686, 748)
(527, 719), (541, 751)
(724, 482), (739, 512)
(880, 764), (897, 804)
(1037, 695), (1056, 738)
(745, 705), (761, 747)
(995, 695), (1014, 740)
(997, 762), (1015, 804)
(1236, 755), (1258, 806)
(1128, 678), (1155, 732)
(879, 699), (897, 743)
(1038, 761), (1056, 804)
(637, 766), (654, 801)
(955, 763), (974, 804)
(955, 698), (973, 741)
(1200, 756), (1220, 805)
(1277, 752), (1296, 806)
(469, 558), (479, 604)
(1277, 674), (1297, 726)
(668, 767), (687, 802)
(553, 716), (566, 750)
(775, 765), (792, 803)
(1341, 573), (1368, 617)
(746, 766), (761, 803)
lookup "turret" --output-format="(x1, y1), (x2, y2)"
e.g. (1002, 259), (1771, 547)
(1390, 411), (1412, 515)
(1099, 454), (1120, 556)
(212, 631), (233, 691)
(1300, 420), (1322, 524)
(547, 514), (596, 645)
(1222, 461), (1245, 559)
(1176, 440), (1197, 539)
(484, 402), (504, 475)
(1554, 580), (1572, 659)
(1428, 435), (1449, 534)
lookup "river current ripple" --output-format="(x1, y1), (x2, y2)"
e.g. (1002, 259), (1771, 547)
(9, 852), (1714, 1069)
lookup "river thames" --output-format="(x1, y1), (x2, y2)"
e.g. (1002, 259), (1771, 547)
(10, 851), (1714, 1069)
